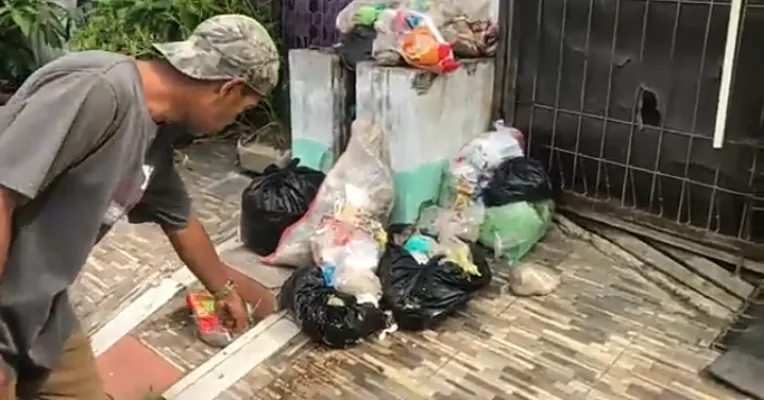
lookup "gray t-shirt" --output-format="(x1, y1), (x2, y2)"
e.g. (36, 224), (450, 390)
(0, 51), (191, 377)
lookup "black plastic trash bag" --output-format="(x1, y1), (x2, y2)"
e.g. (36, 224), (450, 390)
(240, 159), (325, 256)
(377, 244), (492, 331)
(483, 157), (553, 207)
(278, 266), (386, 349)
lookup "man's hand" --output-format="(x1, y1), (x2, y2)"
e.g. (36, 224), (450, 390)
(164, 216), (255, 333)
(215, 289), (250, 333)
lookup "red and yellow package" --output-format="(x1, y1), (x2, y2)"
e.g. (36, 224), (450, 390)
(186, 291), (233, 348)
(399, 25), (460, 74)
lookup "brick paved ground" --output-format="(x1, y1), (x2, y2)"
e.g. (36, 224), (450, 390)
(218, 226), (747, 400)
(73, 141), (748, 400)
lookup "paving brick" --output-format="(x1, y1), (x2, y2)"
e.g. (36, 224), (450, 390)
(97, 335), (182, 400)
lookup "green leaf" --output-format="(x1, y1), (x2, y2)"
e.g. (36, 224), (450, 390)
(9, 8), (32, 37)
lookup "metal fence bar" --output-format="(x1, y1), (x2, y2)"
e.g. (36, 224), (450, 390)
(571, 0), (595, 193)
(713, 0), (745, 149)
(593, 0), (623, 199)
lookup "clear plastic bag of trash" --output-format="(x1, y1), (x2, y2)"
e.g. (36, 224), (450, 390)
(372, 9), (404, 65)
(440, 18), (499, 57)
(368, 7), (459, 73)
(509, 264), (561, 297)
(478, 200), (555, 264)
(279, 266), (386, 348)
(264, 116), (394, 267)
(418, 203), (484, 243)
(439, 160), (482, 207)
(311, 217), (384, 304)
(455, 120), (525, 177)
(336, 0), (496, 34)
(439, 121), (526, 209)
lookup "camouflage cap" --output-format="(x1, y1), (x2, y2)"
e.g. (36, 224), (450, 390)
(153, 14), (279, 96)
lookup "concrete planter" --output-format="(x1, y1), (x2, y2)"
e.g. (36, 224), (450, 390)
(236, 122), (291, 174)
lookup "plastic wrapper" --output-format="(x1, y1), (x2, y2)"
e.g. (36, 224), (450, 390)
(431, 234), (480, 277)
(279, 266), (387, 348)
(377, 243), (491, 331)
(402, 233), (436, 263)
(397, 14), (459, 73)
(240, 159), (324, 256)
(186, 291), (254, 348)
(509, 264), (561, 297)
(478, 200), (555, 264)
(264, 116), (394, 268)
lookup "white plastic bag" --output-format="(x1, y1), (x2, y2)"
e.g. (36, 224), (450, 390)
(509, 264), (561, 296)
(438, 121), (525, 208)
(457, 120), (525, 175)
(333, 237), (383, 303)
(264, 116), (394, 267)
(309, 217), (384, 303)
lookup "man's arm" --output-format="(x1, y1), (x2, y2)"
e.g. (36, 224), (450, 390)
(126, 133), (232, 293)
(163, 216), (229, 292)
(0, 189), (18, 280)
(128, 157), (275, 322)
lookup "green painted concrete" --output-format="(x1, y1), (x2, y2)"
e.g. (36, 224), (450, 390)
(292, 139), (334, 173)
(390, 160), (447, 224)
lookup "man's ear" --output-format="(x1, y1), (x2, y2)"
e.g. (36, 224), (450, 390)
(219, 78), (248, 96)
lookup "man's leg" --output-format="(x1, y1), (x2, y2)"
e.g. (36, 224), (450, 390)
(33, 330), (108, 400)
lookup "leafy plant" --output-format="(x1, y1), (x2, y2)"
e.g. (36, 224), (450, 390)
(72, 0), (289, 145)
(0, 0), (72, 86)
(72, 0), (276, 59)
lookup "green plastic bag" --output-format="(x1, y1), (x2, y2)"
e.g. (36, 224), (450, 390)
(478, 200), (554, 263)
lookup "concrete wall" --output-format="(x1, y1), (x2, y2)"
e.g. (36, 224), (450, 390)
(356, 60), (495, 223)
(288, 49), (349, 172)
(490, 0), (499, 22)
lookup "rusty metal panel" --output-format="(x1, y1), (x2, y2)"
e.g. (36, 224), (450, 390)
(496, 0), (764, 257)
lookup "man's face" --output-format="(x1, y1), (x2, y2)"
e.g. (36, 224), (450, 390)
(185, 80), (262, 135)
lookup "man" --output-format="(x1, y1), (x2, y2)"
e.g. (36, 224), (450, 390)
(0, 14), (280, 399)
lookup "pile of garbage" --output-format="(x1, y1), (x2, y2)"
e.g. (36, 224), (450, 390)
(334, 0), (499, 73)
(431, 120), (561, 297)
(239, 116), (559, 349)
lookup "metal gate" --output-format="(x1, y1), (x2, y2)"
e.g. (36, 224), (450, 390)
(494, 0), (764, 260)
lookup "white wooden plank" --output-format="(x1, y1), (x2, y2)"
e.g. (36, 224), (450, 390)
(163, 312), (304, 400)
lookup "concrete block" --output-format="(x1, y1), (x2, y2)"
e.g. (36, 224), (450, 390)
(288, 49), (349, 172)
(356, 59), (495, 224)
(491, 0), (499, 22)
